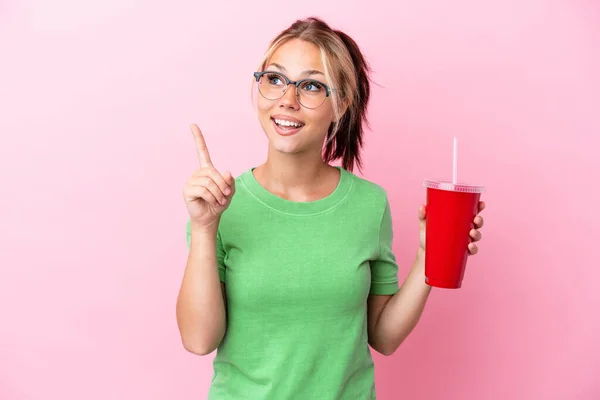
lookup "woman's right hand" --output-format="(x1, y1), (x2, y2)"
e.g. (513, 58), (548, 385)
(183, 124), (235, 229)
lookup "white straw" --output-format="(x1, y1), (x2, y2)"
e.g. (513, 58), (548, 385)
(452, 137), (458, 185)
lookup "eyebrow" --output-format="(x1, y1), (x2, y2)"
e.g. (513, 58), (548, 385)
(268, 63), (324, 77)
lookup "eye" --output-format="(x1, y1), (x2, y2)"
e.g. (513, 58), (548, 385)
(300, 80), (325, 92)
(266, 73), (284, 86)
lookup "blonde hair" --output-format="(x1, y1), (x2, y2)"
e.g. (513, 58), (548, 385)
(252, 17), (372, 173)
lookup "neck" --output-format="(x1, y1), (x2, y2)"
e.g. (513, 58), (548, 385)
(252, 146), (340, 203)
(261, 147), (331, 188)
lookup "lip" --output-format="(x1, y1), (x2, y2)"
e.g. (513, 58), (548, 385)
(271, 115), (305, 137)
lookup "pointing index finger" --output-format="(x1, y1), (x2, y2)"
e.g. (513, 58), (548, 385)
(190, 124), (213, 167)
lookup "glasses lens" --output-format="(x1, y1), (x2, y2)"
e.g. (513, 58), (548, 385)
(257, 72), (329, 108)
(297, 80), (328, 108)
(257, 72), (288, 100)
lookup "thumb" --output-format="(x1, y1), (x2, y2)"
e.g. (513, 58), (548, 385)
(223, 171), (236, 194)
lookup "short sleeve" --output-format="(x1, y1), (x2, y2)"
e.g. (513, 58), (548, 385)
(186, 219), (227, 283)
(369, 200), (400, 295)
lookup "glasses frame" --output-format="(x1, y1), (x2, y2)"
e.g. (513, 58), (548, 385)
(253, 71), (333, 109)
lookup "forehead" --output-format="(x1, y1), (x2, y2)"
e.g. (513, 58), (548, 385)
(267, 39), (324, 76)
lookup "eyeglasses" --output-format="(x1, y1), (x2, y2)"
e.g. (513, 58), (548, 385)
(253, 71), (333, 109)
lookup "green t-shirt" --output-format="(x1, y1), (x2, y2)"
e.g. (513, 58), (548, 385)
(185, 166), (399, 399)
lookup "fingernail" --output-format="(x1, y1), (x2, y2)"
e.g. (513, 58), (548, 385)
(220, 198), (227, 205)
(224, 187), (231, 196)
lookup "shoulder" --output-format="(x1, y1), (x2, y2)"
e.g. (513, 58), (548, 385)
(230, 168), (252, 200)
(230, 169), (248, 187)
(218, 167), (254, 217)
(343, 168), (389, 206)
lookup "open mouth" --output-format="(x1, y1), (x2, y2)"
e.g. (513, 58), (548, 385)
(272, 117), (305, 135)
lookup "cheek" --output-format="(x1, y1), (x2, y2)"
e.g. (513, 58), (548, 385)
(310, 106), (335, 129)
(256, 98), (274, 127)
(256, 96), (271, 115)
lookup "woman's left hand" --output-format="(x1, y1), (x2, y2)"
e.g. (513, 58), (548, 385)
(418, 201), (486, 255)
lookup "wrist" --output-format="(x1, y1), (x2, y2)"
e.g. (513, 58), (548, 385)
(190, 218), (220, 235)
(413, 248), (430, 290)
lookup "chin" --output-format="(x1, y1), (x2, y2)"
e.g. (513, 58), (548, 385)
(270, 138), (305, 155)
(262, 125), (299, 151)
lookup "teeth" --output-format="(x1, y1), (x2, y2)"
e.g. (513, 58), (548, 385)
(275, 119), (303, 128)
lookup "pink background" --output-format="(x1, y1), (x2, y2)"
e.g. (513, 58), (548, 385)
(1, 0), (598, 399)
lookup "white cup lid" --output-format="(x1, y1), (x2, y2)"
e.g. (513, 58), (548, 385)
(423, 180), (485, 193)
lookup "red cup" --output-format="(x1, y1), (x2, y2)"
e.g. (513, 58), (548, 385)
(422, 180), (485, 289)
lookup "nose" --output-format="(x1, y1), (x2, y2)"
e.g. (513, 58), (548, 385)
(278, 84), (301, 110)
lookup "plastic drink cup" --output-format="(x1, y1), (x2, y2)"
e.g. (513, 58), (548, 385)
(422, 180), (485, 289)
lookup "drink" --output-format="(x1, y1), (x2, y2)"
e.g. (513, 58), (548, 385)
(422, 180), (485, 289)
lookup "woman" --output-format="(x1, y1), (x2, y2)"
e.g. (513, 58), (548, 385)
(177, 17), (485, 400)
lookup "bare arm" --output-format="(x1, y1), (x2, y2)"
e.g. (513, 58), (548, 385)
(176, 222), (227, 355)
(367, 201), (485, 355)
(177, 124), (234, 356)
(367, 248), (431, 356)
